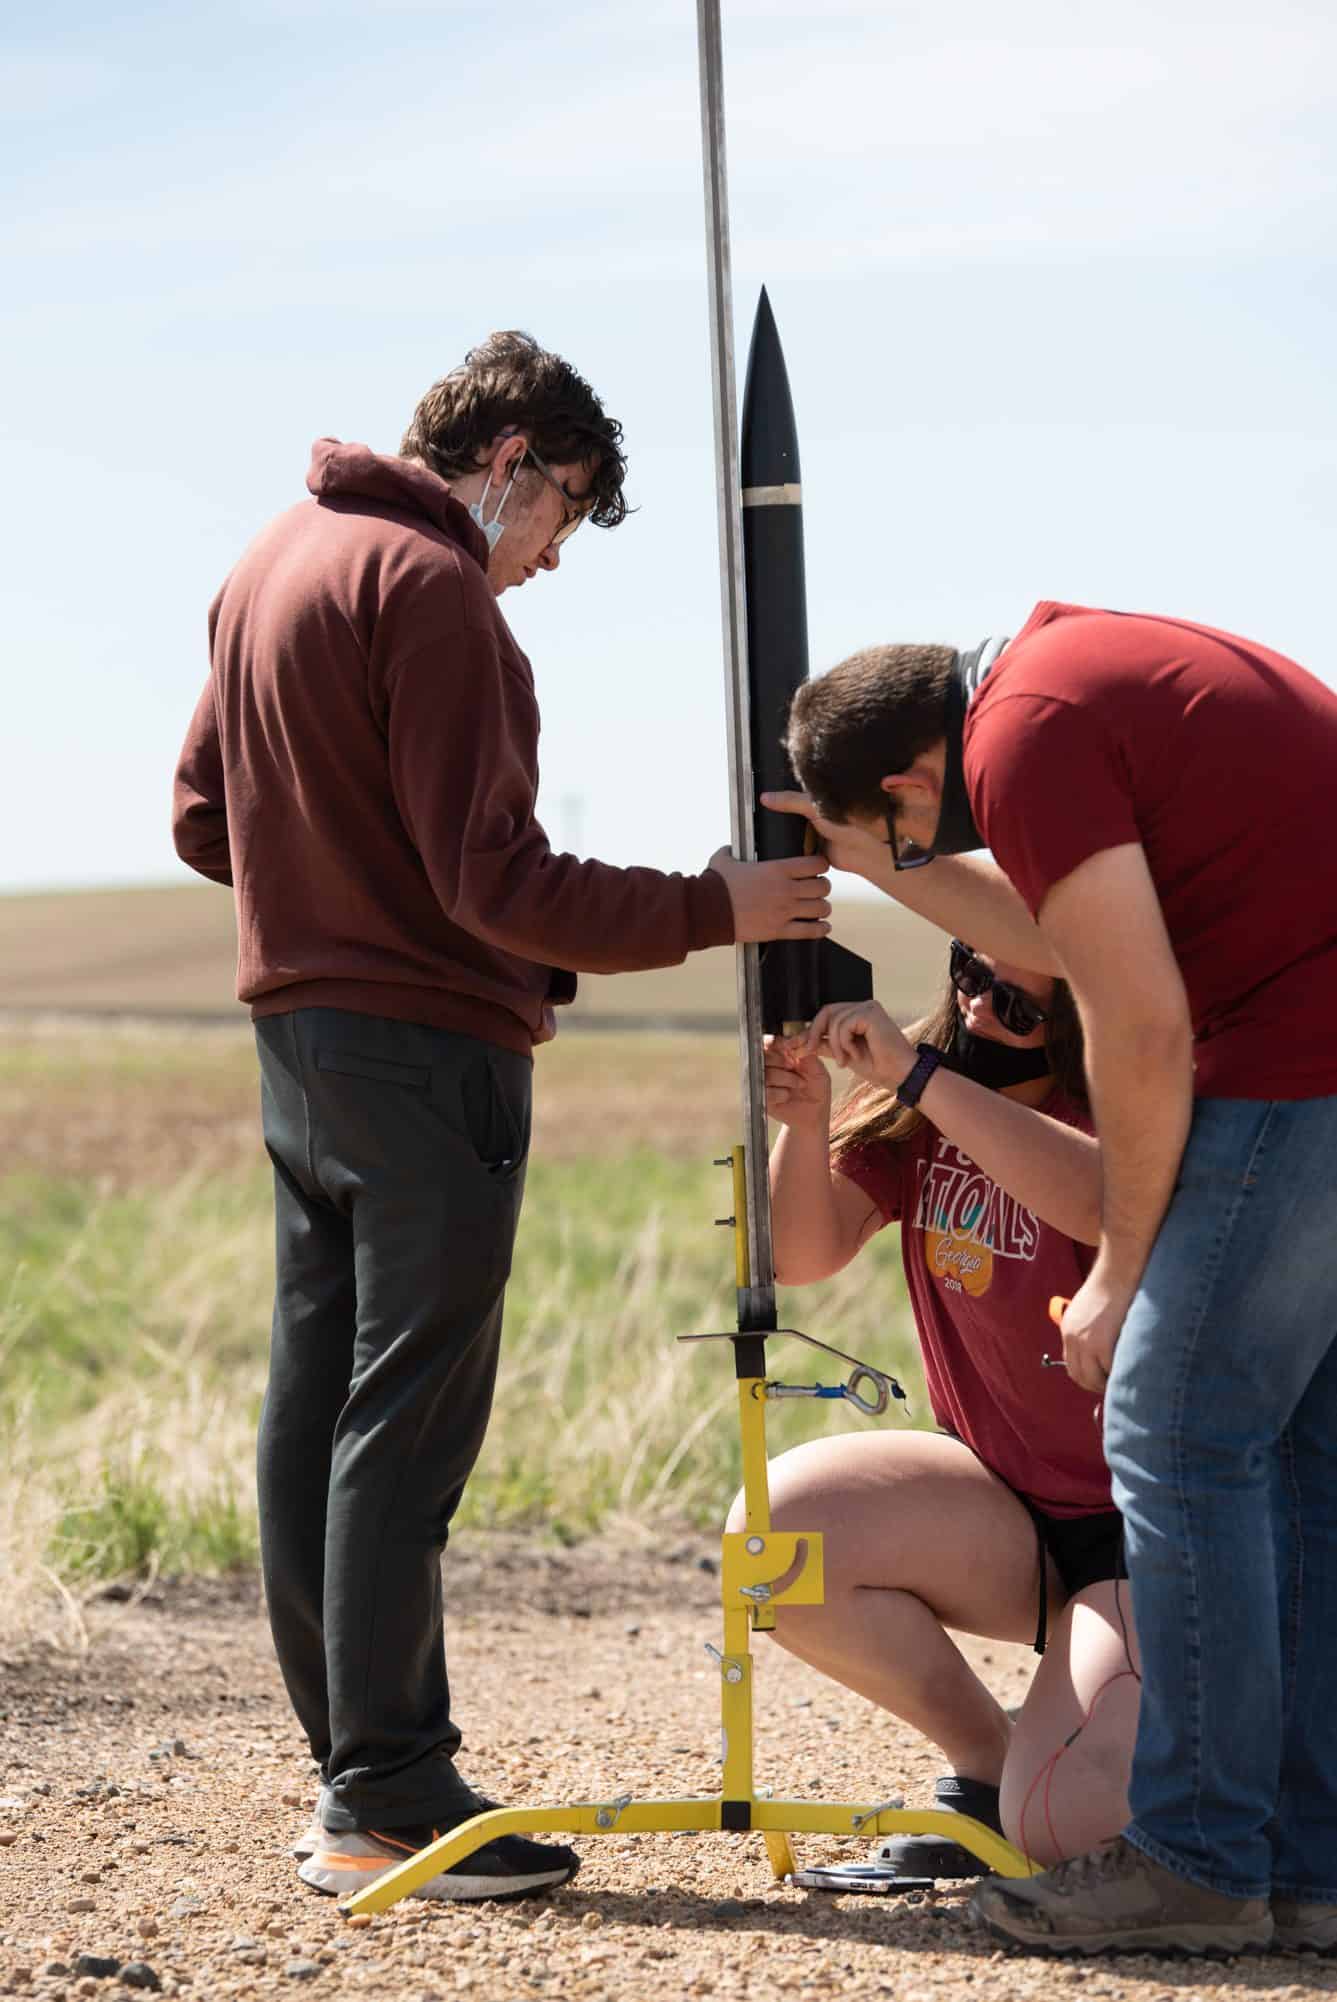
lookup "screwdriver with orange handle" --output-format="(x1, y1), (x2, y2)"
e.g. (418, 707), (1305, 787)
(1042, 1294), (1069, 1367)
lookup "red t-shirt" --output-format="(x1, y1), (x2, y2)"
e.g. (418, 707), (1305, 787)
(837, 1091), (1110, 1518)
(965, 601), (1337, 1099)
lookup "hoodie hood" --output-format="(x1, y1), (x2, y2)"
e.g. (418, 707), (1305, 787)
(306, 438), (490, 571)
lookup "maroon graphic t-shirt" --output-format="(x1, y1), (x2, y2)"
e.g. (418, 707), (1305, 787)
(837, 1092), (1111, 1517)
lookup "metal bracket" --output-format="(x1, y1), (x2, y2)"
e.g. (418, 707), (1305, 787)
(721, 1529), (824, 1610)
(593, 1793), (634, 1830)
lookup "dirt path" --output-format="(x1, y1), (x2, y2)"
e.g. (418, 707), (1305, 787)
(1, 1531), (1330, 2002)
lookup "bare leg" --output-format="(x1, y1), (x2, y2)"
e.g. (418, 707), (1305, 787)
(728, 1431), (1060, 1784)
(1001, 1579), (1141, 1866)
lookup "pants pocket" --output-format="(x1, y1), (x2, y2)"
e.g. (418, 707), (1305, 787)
(314, 1048), (430, 1091)
(457, 1046), (530, 1179)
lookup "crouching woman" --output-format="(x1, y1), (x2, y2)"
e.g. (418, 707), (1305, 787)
(728, 947), (1139, 1871)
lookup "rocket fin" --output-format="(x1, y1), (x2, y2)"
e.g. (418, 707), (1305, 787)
(758, 935), (874, 1035)
(815, 937), (875, 1008)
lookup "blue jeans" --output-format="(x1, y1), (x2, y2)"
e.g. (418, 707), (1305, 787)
(1103, 1095), (1337, 1903)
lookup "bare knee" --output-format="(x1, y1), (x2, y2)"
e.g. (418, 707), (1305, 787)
(1002, 1742), (1130, 1864)
(725, 1448), (824, 1542)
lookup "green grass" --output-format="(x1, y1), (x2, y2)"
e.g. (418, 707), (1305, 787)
(0, 1030), (924, 1621)
(52, 1463), (259, 1580)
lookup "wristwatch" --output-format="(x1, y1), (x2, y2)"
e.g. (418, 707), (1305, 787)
(895, 1042), (943, 1109)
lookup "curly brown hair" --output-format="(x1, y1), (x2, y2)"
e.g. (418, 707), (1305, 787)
(400, 330), (629, 529)
(829, 965), (1088, 1160)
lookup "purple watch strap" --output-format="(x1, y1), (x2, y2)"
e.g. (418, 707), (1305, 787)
(895, 1042), (943, 1110)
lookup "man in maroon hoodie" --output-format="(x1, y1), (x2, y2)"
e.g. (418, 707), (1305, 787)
(172, 331), (830, 1902)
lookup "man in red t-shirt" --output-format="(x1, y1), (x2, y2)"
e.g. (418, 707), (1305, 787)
(771, 604), (1337, 1956)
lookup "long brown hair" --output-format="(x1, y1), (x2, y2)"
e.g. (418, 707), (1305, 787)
(829, 965), (1087, 1161)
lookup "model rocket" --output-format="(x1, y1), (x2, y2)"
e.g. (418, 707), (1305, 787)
(741, 289), (873, 1036)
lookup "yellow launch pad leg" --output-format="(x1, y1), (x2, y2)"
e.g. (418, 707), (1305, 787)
(342, 1801), (726, 1916)
(339, 1797), (1033, 1916)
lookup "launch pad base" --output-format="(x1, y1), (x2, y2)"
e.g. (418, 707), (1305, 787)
(338, 1797), (1029, 1916)
(340, 1145), (1036, 1919)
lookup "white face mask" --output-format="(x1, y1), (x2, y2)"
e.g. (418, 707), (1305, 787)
(468, 461), (520, 551)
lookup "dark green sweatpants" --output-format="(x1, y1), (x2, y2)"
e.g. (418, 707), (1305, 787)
(254, 1008), (530, 1832)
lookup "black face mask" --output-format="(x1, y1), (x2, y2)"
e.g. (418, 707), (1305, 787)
(924, 637), (1011, 861)
(945, 1014), (1053, 1090)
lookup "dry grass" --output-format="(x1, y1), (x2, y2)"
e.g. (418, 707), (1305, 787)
(0, 881), (949, 1023)
(0, 1019), (745, 1186)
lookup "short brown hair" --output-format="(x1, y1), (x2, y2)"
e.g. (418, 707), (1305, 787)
(401, 330), (629, 529)
(786, 643), (955, 820)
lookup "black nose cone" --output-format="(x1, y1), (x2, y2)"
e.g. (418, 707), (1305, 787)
(741, 286), (801, 489)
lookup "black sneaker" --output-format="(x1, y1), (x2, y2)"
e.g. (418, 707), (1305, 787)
(874, 1775), (1004, 1880)
(298, 1812), (579, 1902)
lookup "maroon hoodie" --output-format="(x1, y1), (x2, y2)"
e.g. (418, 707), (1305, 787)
(172, 441), (734, 1054)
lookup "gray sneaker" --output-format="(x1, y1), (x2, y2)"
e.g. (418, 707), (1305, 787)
(290, 1814), (325, 1860)
(1273, 1898), (1337, 1953)
(971, 1836), (1274, 1956)
(290, 1784), (334, 1858)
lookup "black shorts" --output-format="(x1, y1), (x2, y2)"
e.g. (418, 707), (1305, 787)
(938, 1430), (1124, 1654)
(1024, 1503), (1125, 1655)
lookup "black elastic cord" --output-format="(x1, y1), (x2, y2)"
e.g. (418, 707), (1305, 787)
(1030, 1507), (1049, 1656)
(1113, 1525), (1139, 1681)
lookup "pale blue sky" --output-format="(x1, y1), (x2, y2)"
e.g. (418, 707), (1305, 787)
(4, 0), (1335, 893)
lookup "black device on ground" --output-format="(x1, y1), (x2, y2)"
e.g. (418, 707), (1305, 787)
(792, 1862), (936, 1896)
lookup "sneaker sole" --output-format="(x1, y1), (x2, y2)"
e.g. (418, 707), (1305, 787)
(1275, 1928), (1337, 1955)
(298, 1854), (577, 1903)
(877, 1840), (993, 1880)
(975, 1910), (1275, 1958)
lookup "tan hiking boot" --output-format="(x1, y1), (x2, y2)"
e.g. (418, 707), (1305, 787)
(1273, 1898), (1337, 1953)
(971, 1836), (1273, 1956)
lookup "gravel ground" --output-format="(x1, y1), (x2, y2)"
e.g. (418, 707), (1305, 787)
(1, 1530), (1332, 2002)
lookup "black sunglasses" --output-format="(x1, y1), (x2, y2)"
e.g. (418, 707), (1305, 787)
(884, 805), (935, 872)
(950, 940), (1049, 1037)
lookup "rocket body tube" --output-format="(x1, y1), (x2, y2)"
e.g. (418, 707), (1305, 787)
(741, 289), (873, 1035)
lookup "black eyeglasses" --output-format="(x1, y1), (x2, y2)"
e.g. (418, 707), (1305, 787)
(884, 806), (935, 872)
(950, 940), (1049, 1037)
